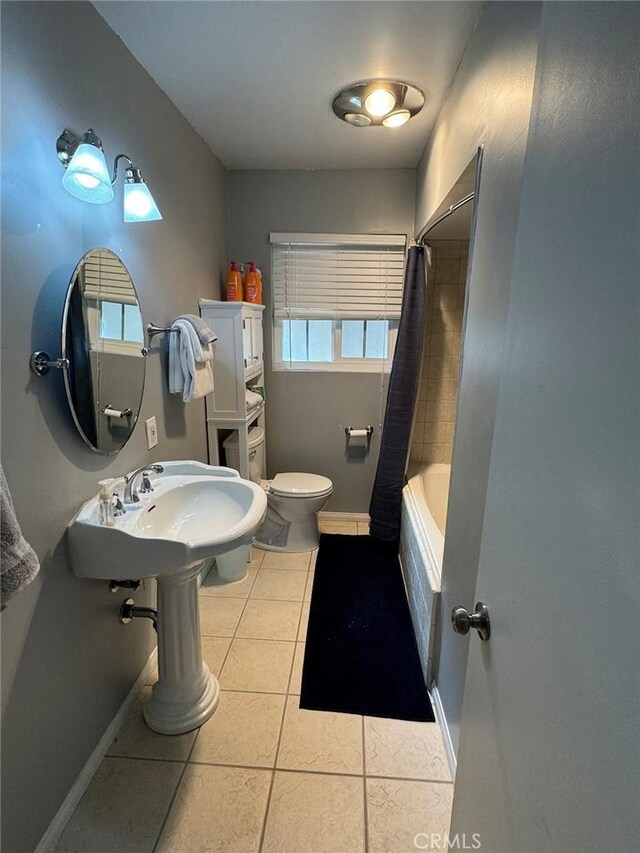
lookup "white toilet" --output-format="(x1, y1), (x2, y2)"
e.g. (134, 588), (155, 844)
(224, 427), (333, 552)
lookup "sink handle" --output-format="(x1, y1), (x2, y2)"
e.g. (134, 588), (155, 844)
(112, 491), (126, 517)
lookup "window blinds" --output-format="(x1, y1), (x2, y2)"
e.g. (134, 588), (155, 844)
(270, 233), (406, 320)
(81, 249), (138, 305)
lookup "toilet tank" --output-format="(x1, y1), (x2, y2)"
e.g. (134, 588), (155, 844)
(223, 426), (264, 484)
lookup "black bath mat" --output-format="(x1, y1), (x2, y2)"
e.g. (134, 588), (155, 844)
(300, 534), (434, 722)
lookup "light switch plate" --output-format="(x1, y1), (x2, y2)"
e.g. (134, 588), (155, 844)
(145, 416), (158, 450)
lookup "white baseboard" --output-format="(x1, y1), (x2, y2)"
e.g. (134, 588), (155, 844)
(430, 683), (457, 781)
(319, 511), (370, 523)
(35, 647), (158, 853)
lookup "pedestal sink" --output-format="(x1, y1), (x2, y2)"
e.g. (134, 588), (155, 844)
(67, 461), (267, 734)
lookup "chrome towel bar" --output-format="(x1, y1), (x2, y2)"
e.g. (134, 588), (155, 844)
(147, 323), (180, 341)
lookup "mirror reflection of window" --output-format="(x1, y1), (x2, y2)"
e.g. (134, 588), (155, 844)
(124, 304), (143, 342)
(81, 249), (143, 352)
(100, 301), (144, 342)
(100, 301), (122, 340)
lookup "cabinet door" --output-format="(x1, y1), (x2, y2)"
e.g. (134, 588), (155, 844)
(242, 316), (252, 368)
(250, 316), (263, 366)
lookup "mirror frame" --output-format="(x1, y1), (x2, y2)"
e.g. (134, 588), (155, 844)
(61, 247), (147, 456)
(419, 146), (483, 240)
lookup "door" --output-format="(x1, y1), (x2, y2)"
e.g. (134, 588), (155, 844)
(450, 6), (639, 851)
(250, 315), (263, 368)
(242, 313), (252, 369)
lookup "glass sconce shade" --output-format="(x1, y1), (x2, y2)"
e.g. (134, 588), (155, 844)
(57, 129), (161, 221)
(124, 180), (162, 223)
(62, 142), (114, 204)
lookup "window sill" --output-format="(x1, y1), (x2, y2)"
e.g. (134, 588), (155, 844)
(273, 361), (392, 374)
(93, 341), (145, 357)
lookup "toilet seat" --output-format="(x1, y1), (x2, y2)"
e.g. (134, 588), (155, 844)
(266, 472), (333, 499)
(256, 472), (333, 551)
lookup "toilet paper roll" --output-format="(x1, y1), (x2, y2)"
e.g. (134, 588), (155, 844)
(348, 429), (369, 437)
(102, 406), (131, 419)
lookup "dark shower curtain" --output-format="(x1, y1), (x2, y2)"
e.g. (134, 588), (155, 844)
(369, 245), (427, 541)
(67, 284), (98, 447)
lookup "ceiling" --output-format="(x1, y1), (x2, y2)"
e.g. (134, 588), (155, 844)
(95, 1), (482, 170)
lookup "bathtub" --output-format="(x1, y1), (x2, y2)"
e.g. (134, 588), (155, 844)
(400, 463), (451, 685)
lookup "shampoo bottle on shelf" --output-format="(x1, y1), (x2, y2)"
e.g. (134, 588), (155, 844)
(245, 261), (261, 304)
(226, 261), (243, 301)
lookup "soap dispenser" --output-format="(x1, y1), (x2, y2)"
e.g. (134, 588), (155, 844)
(98, 478), (117, 526)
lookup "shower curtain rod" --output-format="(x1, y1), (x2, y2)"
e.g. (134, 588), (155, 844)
(415, 191), (475, 245)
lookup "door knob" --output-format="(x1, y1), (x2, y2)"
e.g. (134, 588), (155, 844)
(451, 601), (490, 641)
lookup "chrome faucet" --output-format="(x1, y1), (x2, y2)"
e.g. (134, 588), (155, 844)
(123, 464), (164, 504)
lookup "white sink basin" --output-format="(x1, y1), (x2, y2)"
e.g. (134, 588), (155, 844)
(67, 461), (267, 736)
(68, 461), (267, 580)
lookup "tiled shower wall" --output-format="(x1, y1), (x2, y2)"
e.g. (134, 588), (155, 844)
(411, 240), (469, 464)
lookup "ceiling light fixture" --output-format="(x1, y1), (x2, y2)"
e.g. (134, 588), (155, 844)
(57, 128), (162, 222)
(364, 88), (396, 118)
(382, 109), (411, 128)
(344, 112), (372, 127)
(332, 80), (425, 129)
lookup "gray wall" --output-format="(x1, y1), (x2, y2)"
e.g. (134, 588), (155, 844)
(415, 1), (543, 756)
(0, 3), (226, 851)
(227, 170), (416, 512)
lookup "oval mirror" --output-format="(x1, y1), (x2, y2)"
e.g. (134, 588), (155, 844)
(62, 248), (146, 455)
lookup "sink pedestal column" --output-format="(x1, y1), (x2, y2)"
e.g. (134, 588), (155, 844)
(144, 564), (219, 734)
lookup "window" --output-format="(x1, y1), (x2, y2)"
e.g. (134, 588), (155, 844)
(271, 233), (406, 372)
(100, 301), (144, 343)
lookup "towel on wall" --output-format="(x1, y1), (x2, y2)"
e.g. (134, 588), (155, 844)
(169, 318), (215, 402)
(175, 314), (217, 346)
(1, 464), (40, 607)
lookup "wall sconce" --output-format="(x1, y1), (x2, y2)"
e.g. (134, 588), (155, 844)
(56, 128), (162, 222)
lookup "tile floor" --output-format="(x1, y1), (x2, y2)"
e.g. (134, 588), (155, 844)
(56, 523), (452, 853)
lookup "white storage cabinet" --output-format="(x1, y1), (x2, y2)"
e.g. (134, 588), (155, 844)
(199, 300), (266, 479)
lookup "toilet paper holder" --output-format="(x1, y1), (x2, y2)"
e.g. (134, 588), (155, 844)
(344, 426), (374, 439)
(102, 404), (133, 419)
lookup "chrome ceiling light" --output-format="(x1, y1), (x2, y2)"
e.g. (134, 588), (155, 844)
(57, 128), (162, 222)
(332, 80), (425, 128)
